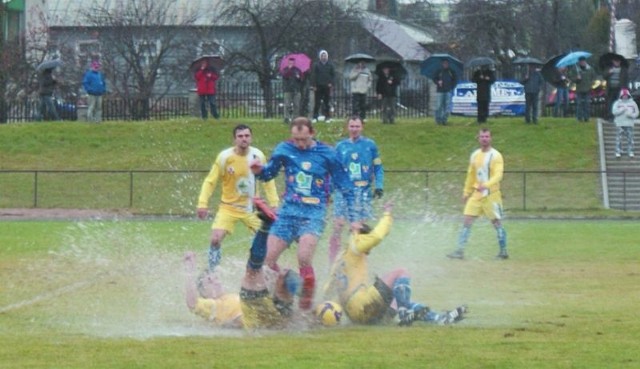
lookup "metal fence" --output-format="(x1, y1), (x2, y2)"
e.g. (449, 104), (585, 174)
(2, 78), (612, 123)
(0, 169), (624, 215)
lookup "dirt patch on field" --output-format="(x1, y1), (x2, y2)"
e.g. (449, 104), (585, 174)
(0, 208), (133, 220)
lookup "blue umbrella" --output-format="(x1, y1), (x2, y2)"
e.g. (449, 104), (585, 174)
(420, 53), (463, 81)
(555, 51), (592, 68)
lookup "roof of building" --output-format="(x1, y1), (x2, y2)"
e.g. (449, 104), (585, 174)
(360, 12), (432, 62)
(42, 0), (221, 27)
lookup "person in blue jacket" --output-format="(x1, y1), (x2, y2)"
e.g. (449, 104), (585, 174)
(329, 115), (384, 264)
(250, 117), (358, 311)
(82, 60), (107, 123)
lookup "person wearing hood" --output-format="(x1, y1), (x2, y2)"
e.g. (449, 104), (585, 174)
(311, 50), (335, 123)
(612, 88), (638, 158)
(569, 57), (596, 122)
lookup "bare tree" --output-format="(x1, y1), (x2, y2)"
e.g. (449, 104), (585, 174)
(80, 0), (205, 119)
(218, 0), (363, 118)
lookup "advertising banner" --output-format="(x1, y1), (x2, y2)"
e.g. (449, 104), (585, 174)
(452, 80), (525, 116)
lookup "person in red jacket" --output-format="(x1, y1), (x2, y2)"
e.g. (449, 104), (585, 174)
(195, 61), (220, 119)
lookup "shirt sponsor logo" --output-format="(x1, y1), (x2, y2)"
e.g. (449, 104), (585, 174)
(301, 162), (312, 170)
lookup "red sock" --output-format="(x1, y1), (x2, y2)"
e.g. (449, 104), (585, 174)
(299, 265), (315, 310)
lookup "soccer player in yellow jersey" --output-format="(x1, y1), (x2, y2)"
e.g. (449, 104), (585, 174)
(197, 124), (280, 271)
(184, 251), (243, 328)
(185, 200), (302, 330)
(325, 203), (466, 326)
(448, 128), (508, 260)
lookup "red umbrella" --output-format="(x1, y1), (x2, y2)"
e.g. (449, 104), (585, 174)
(189, 55), (224, 73)
(278, 53), (311, 75)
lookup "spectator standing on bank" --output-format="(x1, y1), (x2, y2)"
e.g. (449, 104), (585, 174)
(38, 69), (60, 121)
(605, 58), (629, 120)
(471, 66), (496, 124)
(434, 59), (457, 125)
(311, 50), (335, 123)
(82, 60), (107, 123)
(520, 65), (544, 124)
(376, 66), (400, 124)
(569, 56), (596, 122)
(195, 61), (220, 120)
(349, 61), (372, 121)
(282, 57), (304, 124)
(553, 67), (570, 117)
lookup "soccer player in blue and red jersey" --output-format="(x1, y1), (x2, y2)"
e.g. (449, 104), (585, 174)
(329, 116), (384, 264)
(250, 117), (358, 310)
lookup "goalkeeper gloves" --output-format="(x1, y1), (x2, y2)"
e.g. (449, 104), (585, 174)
(373, 188), (383, 199)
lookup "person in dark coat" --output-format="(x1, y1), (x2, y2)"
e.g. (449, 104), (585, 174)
(376, 66), (401, 124)
(472, 66), (496, 124)
(311, 50), (335, 123)
(38, 69), (60, 121)
(520, 65), (544, 124)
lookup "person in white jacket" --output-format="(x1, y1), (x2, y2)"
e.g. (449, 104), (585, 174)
(612, 88), (639, 158)
(349, 61), (372, 121)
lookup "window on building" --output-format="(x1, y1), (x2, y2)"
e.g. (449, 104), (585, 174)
(76, 40), (101, 68)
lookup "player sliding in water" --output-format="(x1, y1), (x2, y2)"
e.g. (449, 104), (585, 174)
(324, 202), (467, 326)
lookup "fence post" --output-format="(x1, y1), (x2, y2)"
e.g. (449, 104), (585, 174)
(425, 171), (429, 207)
(129, 171), (134, 208)
(33, 171), (38, 208)
(522, 171), (527, 211)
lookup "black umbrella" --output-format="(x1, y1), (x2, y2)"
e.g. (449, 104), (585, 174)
(36, 59), (63, 72)
(375, 60), (407, 80)
(541, 54), (568, 88)
(513, 56), (543, 65)
(465, 56), (495, 69)
(189, 55), (224, 73)
(345, 53), (376, 64)
(599, 52), (629, 70)
(420, 54), (463, 80)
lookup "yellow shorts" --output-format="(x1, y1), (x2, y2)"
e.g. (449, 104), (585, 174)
(240, 288), (286, 329)
(463, 191), (503, 220)
(345, 278), (393, 325)
(212, 208), (261, 233)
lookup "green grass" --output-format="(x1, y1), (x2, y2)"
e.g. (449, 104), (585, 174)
(1, 219), (639, 368)
(1, 116), (639, 368)
(0, 116), (609, 215)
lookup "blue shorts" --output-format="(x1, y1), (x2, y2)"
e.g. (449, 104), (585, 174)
(332, 188), (372, 221)
(270, 214), (326, 244)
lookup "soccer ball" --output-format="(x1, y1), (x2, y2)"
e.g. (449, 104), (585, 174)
(315, 301), (343, 326)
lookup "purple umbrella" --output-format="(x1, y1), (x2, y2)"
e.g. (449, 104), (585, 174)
(279, 53), (311, 75)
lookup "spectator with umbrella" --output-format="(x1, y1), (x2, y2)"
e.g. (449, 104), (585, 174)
(520, 64), (544, 124)
(346, 54), (374, 121)
(37, 64), (61, 122)
(421, 54), (462, 125)
(601, 53), (629, 120)
(280, 56), (306, 124)
(469, 59), (496, 124)
(568, 56), (596, 122)
(376, 62), (403, 124)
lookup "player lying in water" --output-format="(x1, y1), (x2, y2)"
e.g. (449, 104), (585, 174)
(323, 202), (467, 326)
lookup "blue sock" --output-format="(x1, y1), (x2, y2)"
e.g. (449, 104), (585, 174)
(393, 277), (412, 309)
(457, 226), (471, 250)
(496, 226), (507, 250)
(208, 246), (221, 271)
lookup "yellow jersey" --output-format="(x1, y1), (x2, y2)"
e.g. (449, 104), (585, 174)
(463, 147), (504, 200)
(193, 293), (243, 328)
(198, 146), (279, 214)
(325, 212), (393, 304)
